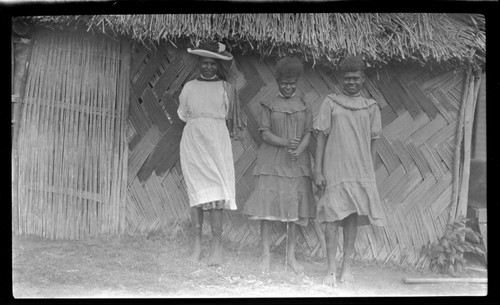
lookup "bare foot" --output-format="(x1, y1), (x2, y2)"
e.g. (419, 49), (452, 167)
(208, 244), (224, 266)
(287, 256), (304, 273)
(339, 264), (353, 284)
(323, 273), (337, 287)
(188, 245), (202, 263)
(259, 254), (271, 273)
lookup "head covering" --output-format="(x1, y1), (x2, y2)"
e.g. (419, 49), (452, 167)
(187, 40), (233, 61)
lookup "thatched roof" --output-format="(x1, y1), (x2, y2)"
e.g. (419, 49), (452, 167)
(22, 14), (485, 69)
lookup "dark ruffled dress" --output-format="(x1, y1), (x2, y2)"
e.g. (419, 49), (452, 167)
(242, 95), (316, 226)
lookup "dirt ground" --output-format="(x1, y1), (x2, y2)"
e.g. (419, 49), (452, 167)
(12, 233), (487, 298)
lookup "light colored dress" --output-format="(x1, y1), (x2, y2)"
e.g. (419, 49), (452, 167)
(242, 95), (316, 226)
(314, 93), (385, 226)
(178, 79), (237, 210)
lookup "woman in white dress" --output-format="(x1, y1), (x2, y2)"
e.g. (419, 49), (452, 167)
(178, 40), (245, 266)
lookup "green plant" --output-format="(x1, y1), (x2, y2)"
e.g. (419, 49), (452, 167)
(421, 216), (485, 276)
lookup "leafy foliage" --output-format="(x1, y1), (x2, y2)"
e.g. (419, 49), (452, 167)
(421, 216), (485, 276)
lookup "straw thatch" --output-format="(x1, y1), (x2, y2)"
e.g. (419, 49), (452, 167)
(22, 13), (485, 69)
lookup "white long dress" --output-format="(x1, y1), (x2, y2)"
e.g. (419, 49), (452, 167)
(177, 79), (237, 210)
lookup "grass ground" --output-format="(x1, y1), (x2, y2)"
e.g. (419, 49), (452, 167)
(12, 232), (487, 298)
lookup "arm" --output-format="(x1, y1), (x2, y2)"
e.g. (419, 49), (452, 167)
(226, 119), (234, 136)
(314, 132), (327, 190)
(177, 84), (188, 122)
(262, 130), (291, 147)
(369, 103), (382, 169)
(371, 138), (378, 169)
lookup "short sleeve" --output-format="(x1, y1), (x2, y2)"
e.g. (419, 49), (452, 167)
(369, 103), (382, 139)
(313, 97), (333, 135)
(304, 102), (313, 133)
(259, 102), (272, 132)
(177, 84), (188, 122)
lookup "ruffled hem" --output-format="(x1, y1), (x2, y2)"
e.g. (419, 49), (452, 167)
(242, 188), (316, 222)
(261, 96), (307, 114)
(252, 163), (312, 177)
(315, 181), (386, 226)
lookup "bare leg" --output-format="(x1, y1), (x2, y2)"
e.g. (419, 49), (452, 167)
(324, 221), (340, 286)
(286, 222), (304, 273)
(189, 206), (203, 263)
(208, 208), (224, 266)
(259, 220), (271, 272)
(340, 213), (358, 284)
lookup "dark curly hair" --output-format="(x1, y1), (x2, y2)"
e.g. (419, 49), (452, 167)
(339, 56), (366, 73)
(275, 57), (304, 80)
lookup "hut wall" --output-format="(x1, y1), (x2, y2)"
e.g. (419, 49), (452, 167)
(12, 28), (131, 239)
(126, 42), (467, 266)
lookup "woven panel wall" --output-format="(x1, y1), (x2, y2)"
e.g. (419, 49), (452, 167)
(13, 28), (130, 239)
(126, 43), (465, 266)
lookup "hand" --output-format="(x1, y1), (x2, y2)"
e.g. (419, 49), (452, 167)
(288, 148), (299, 162)
(314, 172), (326, 190)
(288, 137), (301, 149)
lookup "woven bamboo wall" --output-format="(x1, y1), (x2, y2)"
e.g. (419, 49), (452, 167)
(126, 42), (467, 266)
(12, 28), (131, 239)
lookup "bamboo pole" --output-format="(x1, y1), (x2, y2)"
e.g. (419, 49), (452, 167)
(113, 39), (127, 235)
(12, 33), (34, 235)
(52, 30), (71, 239)
(64, 31), (76, 239)
(62, 30), (79, 239)
(37, 31), (56, 237)
(97, 34), (106, 235)
(16, 42), (30, 235)
(108, 38), (120, 235)
(105, 37), (114, 234)
(83, 33), (95, 237)
(88, 33), (98, 237)
(27, 31), (49, 235)
(118, 39), (129, 235)
(104, 35), (115, 234)
(83, 33), (93, 237)
(76, 32), (91, 239)
(47, 31), (63, 237)
(84, 32), (96, 237)
(119, 39), (131, 235)
(70, 31), (81, 239)
(455, 69), (482, 219)
(402, 277), (487, 284)
(47, 32), (65, 239)
(99, 36), (108, 234)
(17, 34), (38, 235)
(448, 68), (470, 224)
(55, 31), (67, 239)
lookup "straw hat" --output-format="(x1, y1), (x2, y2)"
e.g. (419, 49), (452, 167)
(187, 40), (233, 61)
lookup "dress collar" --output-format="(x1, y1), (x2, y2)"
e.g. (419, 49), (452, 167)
(342, 89), (361, 97)
(278, 91), (296, 98)
(197, 74), (221, 82)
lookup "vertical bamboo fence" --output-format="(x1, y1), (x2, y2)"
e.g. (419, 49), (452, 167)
(13, 28), (131, 239)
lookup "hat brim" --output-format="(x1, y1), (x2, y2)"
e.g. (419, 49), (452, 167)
(187, 48), (233, 61)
